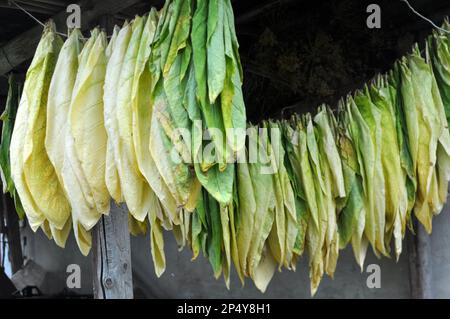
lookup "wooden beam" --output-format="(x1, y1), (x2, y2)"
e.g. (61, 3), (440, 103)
(92, 202), (133, 299)
(407, 219), (434, 299)
(0, 1), (57, 15)
(0, 0), (144, 76)
(15, 0), (60, 12)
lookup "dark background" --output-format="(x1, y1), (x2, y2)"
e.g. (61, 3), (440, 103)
(234, 0), (450, 122)
(1, 0), (450, 121)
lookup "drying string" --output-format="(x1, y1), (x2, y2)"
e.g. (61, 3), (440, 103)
(9, 0), (70, 38)
(9, 0), (45, 28)
(8, 0), (113, 39)
(401, 0), (450, 34)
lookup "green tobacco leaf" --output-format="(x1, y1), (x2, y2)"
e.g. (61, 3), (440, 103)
(428, 30), (450, 127)
(0, 75), (25, 219)
(207, 0), (226, 103)
(348, 92), (386, 257)
(205, 191), (223, 278)
(0, 75), (19, 194)
(336, 106), (364, 249)
(370, 80), (407, 258)
(406, 47), (445, 233)
(246, 128), (275, 279)
(236, 156), (256, 277)
(192, 0), (208, 107)
(11, 23), (69, 233)
(186, 60), (235, 205)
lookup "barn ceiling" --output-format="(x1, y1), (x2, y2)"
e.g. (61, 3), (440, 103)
(1, 0), (450, 118)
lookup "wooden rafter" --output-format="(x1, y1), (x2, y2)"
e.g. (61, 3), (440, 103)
(407, 219), (434, 299)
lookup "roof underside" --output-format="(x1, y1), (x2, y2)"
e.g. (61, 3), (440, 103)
(1, 0), (450, 119)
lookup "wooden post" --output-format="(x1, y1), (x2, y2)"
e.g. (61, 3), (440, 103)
(91, 14), (133, 300)
(92, 202), (133, 299)
(4, 196), (23, 274)
(0, 194), (23, 274)
(407, 219), (434, 299)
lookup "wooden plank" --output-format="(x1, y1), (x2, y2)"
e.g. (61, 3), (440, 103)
(0, 0), (144, 75)
(407, 219), (434, 299)
(92, 202), (133, 299)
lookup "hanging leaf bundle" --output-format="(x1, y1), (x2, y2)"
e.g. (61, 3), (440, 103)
(428, 20), (450, 127)
(9, 22), (72, 248)
(6, 0), (450, 297)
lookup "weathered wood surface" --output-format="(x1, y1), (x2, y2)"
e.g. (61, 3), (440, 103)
(407, 219), (434, 299)
(92, 202), (133, 299)
(0, 0), (144, 76)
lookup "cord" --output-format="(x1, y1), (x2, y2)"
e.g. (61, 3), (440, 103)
(401, 0), (450, 34)
(9, 0), (113, 39)
(9, 0), (70, 38)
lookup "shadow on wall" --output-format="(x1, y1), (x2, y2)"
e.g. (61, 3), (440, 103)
(18, 201), (450, 299)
